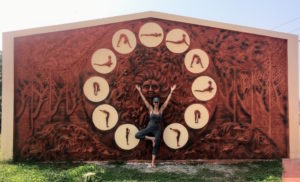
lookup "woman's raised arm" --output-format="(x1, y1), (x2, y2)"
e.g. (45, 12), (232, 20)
(160, 85), (176, 113)
(136, 85), (152, 111)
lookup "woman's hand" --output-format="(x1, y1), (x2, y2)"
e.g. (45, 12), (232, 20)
(135, 85), (141, 92)
(160, 84), (176, 113)
(170, 85), (176, 93)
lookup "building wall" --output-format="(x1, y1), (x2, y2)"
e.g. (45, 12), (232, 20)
(1, 12), (300, 160)
(11, 17), (289, 161)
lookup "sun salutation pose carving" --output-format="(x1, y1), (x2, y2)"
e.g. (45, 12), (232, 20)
(99, 109), (110, 128)
(135, 84), (176, 168)
(93, 82), (100, 96)
(166, 34), (189, 46)
(141, 33), (162, 37)
(194, 81), (213, 93)
(94, 56), (113, 67)
(190, 54), (204, 68)
(170, 128), (181, 147)
(117, 33), (132, 48)
(126, 128), (130, 145)
(194, 110), (201, 123)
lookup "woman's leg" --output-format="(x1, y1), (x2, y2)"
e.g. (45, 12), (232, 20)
(152, 129), (161, 155)
(151, 155), (156, 167)
(135, 125), (154, 140)
(151, 128), (162, 167)
(136, 129), (155, 146)
(145, 136), (155, 147)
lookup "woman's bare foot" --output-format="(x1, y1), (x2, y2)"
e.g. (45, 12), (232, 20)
(151, 163), (156, 168)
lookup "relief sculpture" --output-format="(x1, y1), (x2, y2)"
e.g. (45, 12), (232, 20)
(14, 18), (288, 161)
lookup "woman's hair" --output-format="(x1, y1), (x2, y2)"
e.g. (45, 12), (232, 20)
(152, 97), (160, 103)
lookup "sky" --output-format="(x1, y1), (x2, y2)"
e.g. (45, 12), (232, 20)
(1, 0), (300, 93)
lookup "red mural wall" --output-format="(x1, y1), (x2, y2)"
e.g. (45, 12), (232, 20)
(14, 18), (288, 161)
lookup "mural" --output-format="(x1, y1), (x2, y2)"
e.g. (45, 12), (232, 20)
(14, 17), (288, 161)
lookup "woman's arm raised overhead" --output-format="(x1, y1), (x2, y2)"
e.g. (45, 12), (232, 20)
(160, 85), (176, 113)
(136, 85), (153, 111)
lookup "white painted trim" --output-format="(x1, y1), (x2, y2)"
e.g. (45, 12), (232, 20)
(289, 38), (299, 159)
(4, 11), (298, 40)
(1, 11), (299, 160)
(1, 32), (14, 161)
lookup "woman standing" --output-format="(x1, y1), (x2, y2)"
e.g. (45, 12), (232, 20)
(135, 84), (176, 167)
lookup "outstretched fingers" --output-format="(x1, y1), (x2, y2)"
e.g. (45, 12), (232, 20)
(171, 84), (177, 92)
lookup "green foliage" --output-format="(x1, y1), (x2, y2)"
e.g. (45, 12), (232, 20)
(0, 159), (282, 182)
(242, 161), (282, 181)
(0, 137), (283, 182)
(0, 162), (104, 182)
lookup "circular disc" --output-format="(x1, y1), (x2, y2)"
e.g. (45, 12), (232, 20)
(163, 123), (189, 149)
(114, 124), (140, 150)
(112, 29), (136, 54)
(166, 29), (190, 53)
(139, 22), (164, 47)
(91, 48), (117, 74)
(192, 76), (217, 101)
(184, 49), (209, 74)
(83, 76), (109, 102)
(92, 104), (118, 131)
(184, 104), (209, 129)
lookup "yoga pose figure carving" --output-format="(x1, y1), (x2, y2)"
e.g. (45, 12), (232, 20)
(194, 81), (213, 93)
(126, 128), (130, 145)
(166, 34), (189, 46)
(99, 109), (110, 128)
(117, 33), (132, 48)
(194, 110), (201, 123)
(93, 82), (100, 96)
(141, 33), (162, 37)
(135, 84), (176, 168)
(94, 56), (113, 67)
(190, 54), (204, 68)
(170, 128), (181, 147)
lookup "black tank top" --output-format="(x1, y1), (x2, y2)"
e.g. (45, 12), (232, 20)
(150, 111), (162, 123)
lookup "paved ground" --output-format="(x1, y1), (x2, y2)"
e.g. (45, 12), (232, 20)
(123, 162), (248, 176)
(282, 159), (300, 182)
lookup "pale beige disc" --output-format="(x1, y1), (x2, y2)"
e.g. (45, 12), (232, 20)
(92, 104), (118, 131)
(165, 29), (190, 53)
(163, 123), (189, 149)
(184, 104), (209, 129)
(184, 49), (209, 74)
(91, 48), (117, 74)
(83, 76), (109, 102)
(112, 29), (136, 54)
(139, 22), (164, 47)
(192, 76), (217, 101)
(115, 124), (140, 150)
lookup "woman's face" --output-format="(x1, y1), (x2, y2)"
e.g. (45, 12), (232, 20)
(153, 100), (159, 107)
(141, 79), (160, 97)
